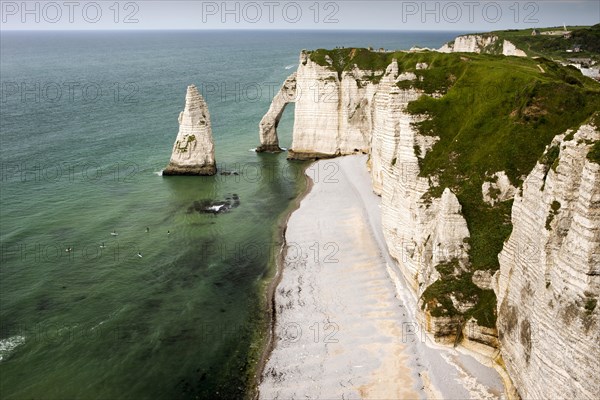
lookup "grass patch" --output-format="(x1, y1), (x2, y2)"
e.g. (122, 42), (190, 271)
(540, 145), (560, 170)
(587, 141), (600, 164)
(584, 298), (597, 314)
(421, 269), (497, 328)
(546, 200), (561, 230)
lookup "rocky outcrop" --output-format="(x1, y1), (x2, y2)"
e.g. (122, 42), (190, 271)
(439, 35), (498, 53)
(164, 85), (216, 176)
(502, 40), (527, 57)
(494, 123), (600, 400)
(369, 61), (424, 194)
(258, 51), (382, 160)
(365, 59), (486, 345)
(257, 73), (296, 152)
(439, 35), (526, 57)
(482, 171), (518, 206)
(288, 52), (380, 159)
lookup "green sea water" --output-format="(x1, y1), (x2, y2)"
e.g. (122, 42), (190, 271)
(0, 30), (457, 399)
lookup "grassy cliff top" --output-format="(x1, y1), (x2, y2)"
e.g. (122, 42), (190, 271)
(308, 24), (600, 72)
(475, 24), (600, 61)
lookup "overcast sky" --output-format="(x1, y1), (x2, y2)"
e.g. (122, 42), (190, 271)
(1, 0), (598, 31)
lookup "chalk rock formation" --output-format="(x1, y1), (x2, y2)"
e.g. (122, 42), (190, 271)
(439, 35), (498, 53)
(164, 85), (216, 176)
(502, 40), (527, 57)
(494, 123), (600, 400)
(259, 51), (381, 159)
(288, 51), (379, 159)
(269, 50), (489, 345)
(482, 171), (518, 206)
(273, 47), (599, 399)
(439, 35), (526, 57)
(257, 73), (297, 152)
(367, 66), (487, 345)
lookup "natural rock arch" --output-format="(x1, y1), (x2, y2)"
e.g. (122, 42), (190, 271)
(256, 72), (297, 152)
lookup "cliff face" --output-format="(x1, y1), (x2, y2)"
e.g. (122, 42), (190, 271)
(439, 34), (498, 53)
(164, 85), (216, 175)
(258, 51), (380, 159)
(265, 50), (498, 346)
(439, 34), (526, 57)
(261, 47), (600, 398)
(288, 51), (380, 159)
(494, 124), (600, 399)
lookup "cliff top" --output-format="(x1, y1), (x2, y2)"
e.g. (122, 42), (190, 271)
(465, 24), (600, 61)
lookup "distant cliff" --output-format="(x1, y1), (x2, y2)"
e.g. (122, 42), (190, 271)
(259, 46), (600, 399)
(438, 34), (526, 57)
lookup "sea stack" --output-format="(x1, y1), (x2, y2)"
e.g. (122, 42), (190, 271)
(163, 84), (216, 175)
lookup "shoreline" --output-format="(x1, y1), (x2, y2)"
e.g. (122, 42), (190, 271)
(258, 155), (507, 399)
(250, 160), (314, 400)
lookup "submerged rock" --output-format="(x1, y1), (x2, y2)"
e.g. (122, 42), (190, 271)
(187, 194), (240, 215)
(163, 85), (216, 176)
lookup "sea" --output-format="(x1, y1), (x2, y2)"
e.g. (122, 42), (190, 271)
(0, 30), (459, 399)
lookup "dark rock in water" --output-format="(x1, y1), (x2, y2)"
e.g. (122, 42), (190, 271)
(36, 297), (52, 311)
(187, 194), (240, 214)
(220, 171), (240, 176)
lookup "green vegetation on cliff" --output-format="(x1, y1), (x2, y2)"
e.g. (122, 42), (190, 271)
(587, 141), (600, 164)
(408, 54), (599, 325)
(404, 53), (600, 271)
(437, 24), (600, 62)
(489, 24), (600, 61)
(422, 261), (497, 328)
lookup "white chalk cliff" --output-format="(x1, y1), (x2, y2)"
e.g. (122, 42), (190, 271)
(261, 48), (599, 399)
(164, 85), (216, 175)
(261, 51), (495, 345)
(439, 34), (526, 57)
(259, 51), (380, 159)
(494, 124), (600, 399)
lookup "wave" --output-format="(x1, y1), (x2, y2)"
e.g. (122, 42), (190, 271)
(0, 335), (25, 362)
(285, 64), (295, 70)
(154, 170), (163, 176)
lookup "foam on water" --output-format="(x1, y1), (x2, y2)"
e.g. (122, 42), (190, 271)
(0, 336), (25, 362)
